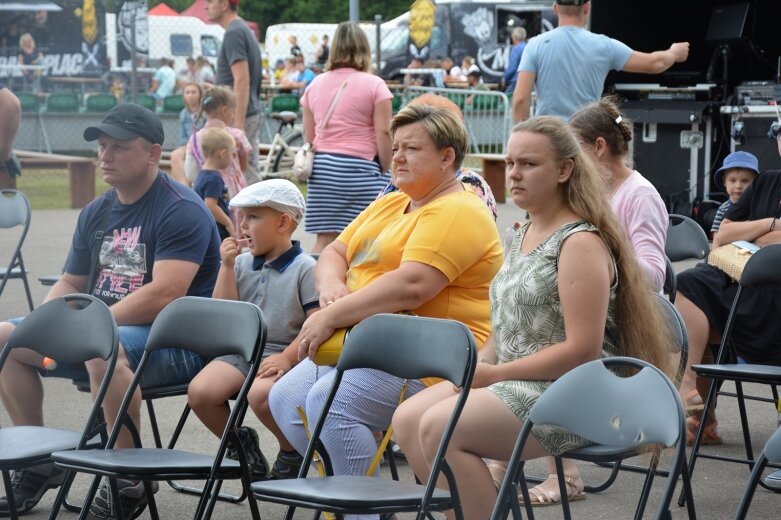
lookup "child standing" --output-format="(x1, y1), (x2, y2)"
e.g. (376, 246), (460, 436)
(169, 81), (206, 186)
(185, 86), (250, 233)
(187, 180), (319, 480)
(193, 127), (236, 241)
(711, 151), (759, 235)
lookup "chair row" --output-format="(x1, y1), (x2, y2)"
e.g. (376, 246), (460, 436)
(0, 293), (697, 520)
(15, 92), (186, 114)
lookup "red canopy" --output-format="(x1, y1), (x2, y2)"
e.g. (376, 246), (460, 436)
(180, 0), (260, 40)
(149, 3), (178, 16)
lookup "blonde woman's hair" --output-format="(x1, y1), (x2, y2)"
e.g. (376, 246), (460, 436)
(328, 21), (371, 72)
(513, 116), (674, 376)
(199, 85), (235, 119)
(199, 127), (234, 160)
(19, 33), (34, 48)
(390, 104), (468, 170)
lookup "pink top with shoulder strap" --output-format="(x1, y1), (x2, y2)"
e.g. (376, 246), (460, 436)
(301, 68), (392, 161)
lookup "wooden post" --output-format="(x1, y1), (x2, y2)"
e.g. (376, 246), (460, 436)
(68, 161), (96, 209)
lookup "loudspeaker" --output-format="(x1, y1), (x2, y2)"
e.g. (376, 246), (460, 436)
(731, 117), (779, 167)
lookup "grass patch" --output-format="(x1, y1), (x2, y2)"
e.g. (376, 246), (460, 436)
(17, 170), (110, 210)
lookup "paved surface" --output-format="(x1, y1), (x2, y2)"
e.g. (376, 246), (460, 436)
(1, 205), (780, 519)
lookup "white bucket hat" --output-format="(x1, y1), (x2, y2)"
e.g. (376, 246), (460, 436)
(229, 179), (306, 224)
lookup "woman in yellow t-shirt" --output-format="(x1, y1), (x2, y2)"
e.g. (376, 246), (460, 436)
(267, 105), (503, 491)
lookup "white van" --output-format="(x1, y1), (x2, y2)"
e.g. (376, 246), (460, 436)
(106, 14), (224, 72)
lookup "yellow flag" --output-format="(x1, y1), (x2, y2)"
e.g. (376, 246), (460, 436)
(82, 0), (98, 45)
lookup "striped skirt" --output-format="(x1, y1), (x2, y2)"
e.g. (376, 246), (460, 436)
(305, 152), (391, 234)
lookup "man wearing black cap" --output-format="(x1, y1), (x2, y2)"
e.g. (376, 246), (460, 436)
(0, 103), (221, 519)
(513, 0), (690, 121)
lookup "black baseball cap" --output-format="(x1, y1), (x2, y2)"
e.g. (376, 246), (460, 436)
(84, 103), (165, 145)
(555, 0), (589, 5)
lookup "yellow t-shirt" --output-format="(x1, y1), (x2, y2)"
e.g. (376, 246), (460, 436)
(337, 189), (504, 346)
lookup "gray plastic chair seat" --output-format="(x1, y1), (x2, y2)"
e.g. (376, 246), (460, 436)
(0, 427), (102, 468)
(53, 448), (240, 479)
(252, 475), (452, 511)
(693, 364), (781, 385)
(566, 444), (650, 460)
(0, 267), (25, 276)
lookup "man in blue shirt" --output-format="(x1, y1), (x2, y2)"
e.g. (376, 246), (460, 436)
(0, 103), (221, 519)
(500, 27), (526, 94)
(513, 0), (690, 121)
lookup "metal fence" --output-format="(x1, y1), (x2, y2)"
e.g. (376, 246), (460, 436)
(400, 86), (513, 155)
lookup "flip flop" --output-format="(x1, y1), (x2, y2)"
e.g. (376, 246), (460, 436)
(518, 474), (586, 507)
(683, 389), (705, 417)
(686, 415), (722, 446)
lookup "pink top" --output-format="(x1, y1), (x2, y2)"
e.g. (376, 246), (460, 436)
(186, 119), (250, 199)
(610, 170), (668, 292)
(300, 68), (392, 161)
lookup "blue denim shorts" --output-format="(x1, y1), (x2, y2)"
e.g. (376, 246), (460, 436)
(6, 318), (205, 389)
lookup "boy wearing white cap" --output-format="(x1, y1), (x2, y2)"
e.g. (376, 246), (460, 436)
(187, 179), (319, 480)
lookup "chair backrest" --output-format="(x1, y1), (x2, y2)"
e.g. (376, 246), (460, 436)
(666, 214), (710, 262)
(162, 94), (185, 113)
(337, 313), (477, 387)
(134, 93), (157, 112)
(16, 92), (40, 112)
(45, 92), (80, 112)
(764, 425), (781, 464)
(530, 357), (682, 448)
(85, 93), (118, 112)
(738, 244), (781, 287)
(144, 296), (265, 363)
(271, 94), (300, 113)
(0, 189), (30, 229)
(663, 256), (676, 301)
(655, 292), (687, 355)
(3, 294), (118, 363)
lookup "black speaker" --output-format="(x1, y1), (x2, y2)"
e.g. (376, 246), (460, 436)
(732, 117), (780, 167)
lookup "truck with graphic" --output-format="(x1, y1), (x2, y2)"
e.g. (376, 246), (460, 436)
(378, 0), (556, 81)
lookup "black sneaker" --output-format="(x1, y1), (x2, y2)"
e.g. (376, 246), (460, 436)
(269, 449), (304, 480)
(85, 478), (159, 520)
(0, 464), (66, 516)
(226, 426), (269, 481)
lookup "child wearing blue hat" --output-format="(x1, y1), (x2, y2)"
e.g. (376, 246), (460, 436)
(711, 151), (759, 234)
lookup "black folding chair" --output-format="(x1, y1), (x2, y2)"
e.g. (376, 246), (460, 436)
(665, 213), (710, 263)
(51, 296), (267, 520)
(584, 293), (690, 494)
(251, 313), (477, 520)
(0, 295), (118, 520)
(734, 425), (781, 519)
(491, 357), (694, 520)
(680, 244), (781, 506)
(0, 189), (34, 311)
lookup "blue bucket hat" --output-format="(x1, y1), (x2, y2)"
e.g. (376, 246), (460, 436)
(713, 151), (759, 190)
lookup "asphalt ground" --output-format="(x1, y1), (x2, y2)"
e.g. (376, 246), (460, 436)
(1, 204), (780, 519)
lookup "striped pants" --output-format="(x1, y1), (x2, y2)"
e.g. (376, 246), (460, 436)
(268, 358), (425, 520)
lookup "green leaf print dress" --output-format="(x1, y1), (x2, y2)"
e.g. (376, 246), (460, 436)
(488, 220), (620, 455)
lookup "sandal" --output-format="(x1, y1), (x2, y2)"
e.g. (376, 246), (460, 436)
(682, 389), (705, 417)
(518, 473), (586, 507)
(686, 415), (722, 446)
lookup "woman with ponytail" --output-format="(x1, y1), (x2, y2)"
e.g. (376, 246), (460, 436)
(392, 116), (673, 519)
